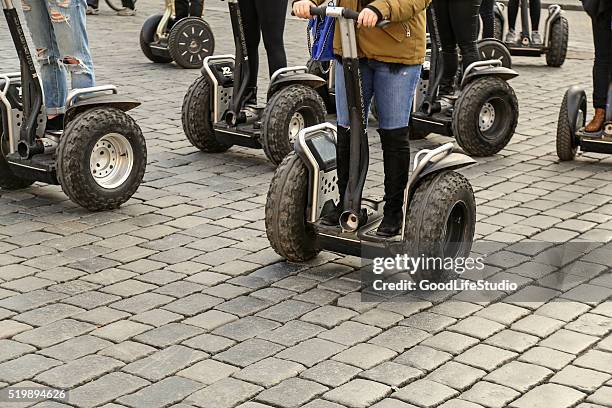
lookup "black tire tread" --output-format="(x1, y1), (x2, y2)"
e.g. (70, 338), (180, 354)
(265, 152), (319, 262)
(546, 17), (569, 68)
(556, 91), (578, 161)
(140, 14), (173, 64)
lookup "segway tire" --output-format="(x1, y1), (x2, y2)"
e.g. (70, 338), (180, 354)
(265, 152), (320, 262)
(556, 90), (581, 161)
(140, 14), (173, 64)
(182, 76), (231, 153)
(546, 16), (569, 67)
(56, 107), (147, 211)
(169, 17), (215, 69)
(0, 119), (33, 190)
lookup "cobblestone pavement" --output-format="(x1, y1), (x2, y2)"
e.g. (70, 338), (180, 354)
(0, 2), (610, 407)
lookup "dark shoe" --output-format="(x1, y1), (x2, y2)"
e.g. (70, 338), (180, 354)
(376, 127), (410, 237)
(438, 52), (458, 96)
(320, 126), (350, 226)
(585, 108), (606, 133)
(245, 87), (258, 106)
(45, 115), (64, 132)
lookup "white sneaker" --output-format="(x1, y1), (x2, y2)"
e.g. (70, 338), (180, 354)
(531, 31), (542, 45)
(505, 29), (518, 44)
(117, 8), (136, 16)
(86, 6), (99, 15)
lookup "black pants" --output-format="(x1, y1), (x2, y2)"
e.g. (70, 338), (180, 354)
(175, 0), (203, 20)
(508, 0), (541, 31)
(433, 0), (482, 79)
(238, 0), (288, 89)
(87, 0), (134, 9)
(592, 12), (611, 109)
(480, 0), (495, 38)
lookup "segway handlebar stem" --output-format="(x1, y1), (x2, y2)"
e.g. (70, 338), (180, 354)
(308, 6), (390, 28)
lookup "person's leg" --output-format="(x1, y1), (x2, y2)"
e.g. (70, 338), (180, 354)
(586, 12), (611, 132)
(175, 0), (189, 20)
(529, 0), (541, 31)
(22, 0), (66, 123)
(372, 62), (422, 236)
(86, 0), (99, 14)
(118, 0), (135, 15)
(432, 0), (459, 95)
(507, 0), (518, 30)
(255, 0), (288, 77)
(238, 0), (261, 92)
(190, 0), (203, 17)
(451, 0), (482, 72)
(479, 0), (495, 38)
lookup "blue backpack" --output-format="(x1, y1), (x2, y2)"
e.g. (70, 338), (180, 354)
(307, 9), (335, 61)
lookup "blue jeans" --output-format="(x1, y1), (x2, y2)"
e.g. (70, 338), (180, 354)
(335, 59), (421, 130)
(22, 0), (95, 115)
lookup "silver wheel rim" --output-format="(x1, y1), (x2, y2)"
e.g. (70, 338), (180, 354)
(576, 109), (585, 129)
(288, 111), (306, 143)
(90, 133), (134, 189)
(479, 102), (496, 132)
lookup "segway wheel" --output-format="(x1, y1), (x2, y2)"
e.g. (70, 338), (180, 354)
(168, 17), (215, 69)
(404, 171), (476, 283)
(140, 14), (173, 64)
(265, 152), (320, 262)
(478, 39), (512, 69)
(556, 90), (584, 161)
(261, 85), (326, 165)
(56, 107), (146, 211)
(0, 119), (34, 190)
(546, 16), (569, 68)
(453, 76), (518, 156)
(182, 76), (231, 153)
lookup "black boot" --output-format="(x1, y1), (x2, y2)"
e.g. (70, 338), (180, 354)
(320, 126), (350, 226)
(245, 87), (257, 105)
(438, 52), (458, 96)
(377, 127), (410, 237)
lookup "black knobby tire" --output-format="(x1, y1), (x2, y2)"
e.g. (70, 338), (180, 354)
(168, 18), (215, 69)
(265, 152), (319, 262)
(0, 117), (33, 190)
(261, 85), (326, 165)
(478, 39), (512, 69)
(546, 17), (569, 68)
(181, 76), (231, 153)
(404, 171), (476, 283)
(453, 76), (518, 156)
(556, 90), (582, 161)
(56, 107), (146, 211)
(140, 14), (173, 64)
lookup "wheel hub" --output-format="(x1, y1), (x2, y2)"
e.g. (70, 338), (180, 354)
(90, 133), (134, 189)
(288, 111), (306, 142)
(479, 102), (496, 132)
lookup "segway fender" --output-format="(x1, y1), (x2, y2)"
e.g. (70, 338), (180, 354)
(65, 94), (141, 121)
(267, 73), (326, 100)
(565, 86), (588, 128)
(462, 66), (518, 87)
(408, 153), (476, 197)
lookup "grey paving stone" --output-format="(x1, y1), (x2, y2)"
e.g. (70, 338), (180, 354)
(123, 345), (208, 381)
(68, 372), (150, 408)
(182, 309), (237, 331)
(12, 319), (95, 348)
(133, 323), (203, 347)
(177, 358), (239, 384)
(154, 281), (204, 298)
(216, 338), (284, 367)
(98, 341), (157, 363)
(518, 346), (576, 370)
(509, 383), (586, 408)
(233, 357), (305, 387)
(421, 331), (480, 355)
(302, 400), (346, 408)
(484, 329), (540, 352)
(511, 314), (565, 338)
(162, 293), (223, 316)
(427, 361), (487, 391)
(0, 339), (35, 363)
(437, 400), (484, 408)
(256, 299), (317, 323)
(447, 316), (505, 340)
(0, 354), (61, 383)
(323, 378), (391, 408)
(35, 355), (124, 388)
(429, 301), (482, 319)
(550, 365), (610, 392)
(301, 305), (358, 329)
(0, 319), (31, 339)
(573, 350), (612, 373)
(0, 289), (67, 313)
(118, 376), (204, 408)
(371, 399), (420, 408)
(393, 379), (459, 408)
(538, 329), (599, 354)
(38, 335), (112, 362)
(182, 333), (236, 354)
(485, 361), (553, 392)
(360, 361), (422, 387)
(394, 345), (453, 372)
(257, 320), (325, 346)
(256, 377), (329, 408)
(300, 359), (362, 387)
(456, 344), (518, 371)
(566, 313), (612, 337)
(130, 308), (183, 327)
(276, 338), (346, 367)
(399, 312), (457, 333)
(74, 306), (131, 326)
(13, 303), (85, 327)
(461, 381), (521, 408)
(111, 292), (175, 314)
(353, 308), (404, 329)
(92, 320), (153, 343)
(369, 326), (431, 353)
(333, 343), (397, 370)
(318, 321), (382, 346)
(587, 386), (612, 406)
(535, 301), (591, 322)
(187, 377), (263, 408)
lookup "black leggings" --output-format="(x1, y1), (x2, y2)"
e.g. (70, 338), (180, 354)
(480, 0), (495, 38)
(238, 0), (288, 89)
(508, 0), (541, 31)
(433, 0), (482, 81)
(175, 0), (203, 19)
(591, 12), (611, 109)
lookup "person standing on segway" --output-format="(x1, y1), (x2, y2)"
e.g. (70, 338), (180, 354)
(175, 0), (203, 20)
(293, 0), (430, 237)
(505, 0), (542, 44)
(480, 0), (496, 38)
(21, 0), (96, 132)
(239, 0), (289, 103)
(582, 0), (611, 133)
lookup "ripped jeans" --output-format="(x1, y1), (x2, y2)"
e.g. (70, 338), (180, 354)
(22, 0), (95, 115)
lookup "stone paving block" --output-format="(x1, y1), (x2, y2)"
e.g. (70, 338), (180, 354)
(0, 289), (67, 313)
(333, 343), (397, 370)
(154, 281), (204, 298)
(0, 339), (35, 363)
(68, 372), (150, 408)
(509, 383), (586, 408)
(134, 323), (203, 347)
(301, 400), (346, 408)
(73, 306), (131, 326)
(101, 279), (157, 297)
(448, 316), (505, 340)
(360, 361), (422, 387)
(369, 326), (431, 353)
(438, 400), (484, 408)
(98, 340), (157, 363)
(177, 358), (239, 385)
(256, 377), (329, 408)
(182, 309), (237, 331)
(130, 308), (183, 327)
(255, 299), (317, 323)
(461, 381), (521, 408)
(35, 355), (124, 388)
(92, 320), (153, 343)
(511, 314), (565, 338)
(399, 312), (457, 333)
(371, 399), (420, 408)
(485, 361), (553, 392)
(185, 271), (230, 286)
(213, 316), (281, 342)
(182, 333), (235, 354)
(421, 331), (480, 355)
(13, 319), (95, 348)
(123, 345), (208, 381)
(117, 375), (204, 408)
(301, 305), (358, 329)
(550, 365), (610, 392)
(456, 344), (518, 371)
(518, 346), (575, 370)
(1, 276), (54, 293)
(535, 300), (591, 322)
(318, 321), (382, 346)
(0, 319), (31, 339)
(14, 303), (85, 327)
(216, 338), (284, 367)
(276, 338), (346, 367)
(323, 378), (391, 408)
(485, 329), (540, 352)
(111, 292), (175, 314)
(187, 377), (263, 408)
(39, 335), (112, 362)
(233, 357), (304, 387)
(162, 293), (223, 316)
(251, 287), (296, 303)
(427, 361), (487, 391)
(573, 350), (612, 373)
(539, 329), (599, 354)
(300, 359), (362, 387)
(394, 345), (453, 372)
(429, 301), (482, 319)
(0, 353), (61, 383)
(393, 379), (459, 408)
(587, 386), (612, 406)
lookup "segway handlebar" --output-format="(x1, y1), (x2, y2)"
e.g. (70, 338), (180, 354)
(307, 6), (390, 28)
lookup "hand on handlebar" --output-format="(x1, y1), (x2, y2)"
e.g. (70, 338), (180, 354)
(357, 8), (378, 28)
(293, 0), (313, 19)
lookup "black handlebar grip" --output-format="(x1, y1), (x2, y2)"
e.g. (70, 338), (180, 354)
(309, 6), (327, 17)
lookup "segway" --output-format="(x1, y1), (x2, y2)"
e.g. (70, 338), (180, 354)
(409, 6), (519, 157)
(266, 6), (477, 283)
(556, 17), (612, 161)
(495, 1), (569, 67)
(140, 0), (214, 69)
(1, 0), (146, 210)
(182, 0), (327, 165)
